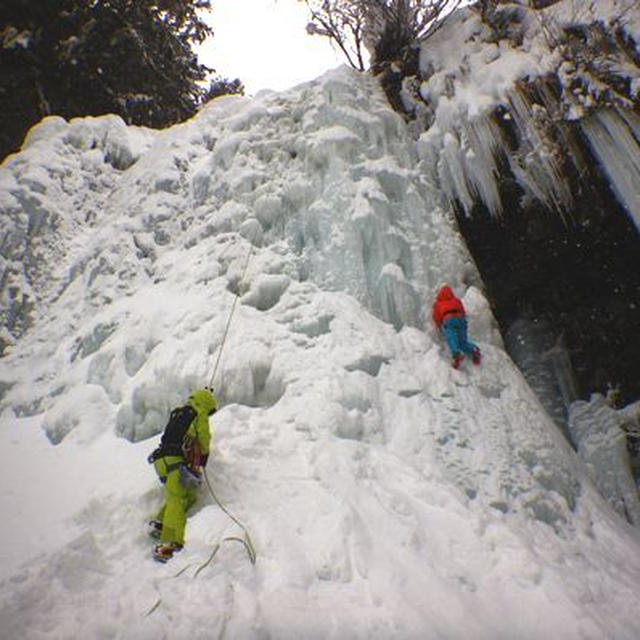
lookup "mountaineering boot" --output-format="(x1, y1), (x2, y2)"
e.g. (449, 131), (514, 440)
(148, 520), (162, 540)
(472, 347), (481, 365)
(153, 542), (183, 563)
(452, 353), (464, 369)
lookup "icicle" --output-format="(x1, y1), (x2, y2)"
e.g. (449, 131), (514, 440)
(581, 108), (640, 232)
(506, 86), (574, 217)
(420, 84), (578, 219)
(463, 116), (504, 217)
(430, 115), (504, 217)
(546, 335), (579, 411)
(437, 131), (476, 215)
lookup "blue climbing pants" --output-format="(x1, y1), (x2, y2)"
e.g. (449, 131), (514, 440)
(442, 316), (477, 357)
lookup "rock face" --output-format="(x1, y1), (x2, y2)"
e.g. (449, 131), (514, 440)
(385, 2), (640, 415)
(456, 122), (640, 409)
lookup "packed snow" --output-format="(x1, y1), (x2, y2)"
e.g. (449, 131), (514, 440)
(1, 59), (640, 640)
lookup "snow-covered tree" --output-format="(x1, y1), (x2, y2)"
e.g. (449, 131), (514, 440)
(203, 76), (245, 102)
(0, 0), (235, 161)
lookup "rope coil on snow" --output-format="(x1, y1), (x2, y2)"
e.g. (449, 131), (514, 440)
(143, 472), (256, 618)
(201, 468), (257, 567)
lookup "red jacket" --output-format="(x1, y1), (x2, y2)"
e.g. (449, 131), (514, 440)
(432, 285), (465, 327)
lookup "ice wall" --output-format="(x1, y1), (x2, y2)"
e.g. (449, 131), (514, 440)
(414, 5), (640, 221)
(0, 71), (477, 349)
(4, 63), (640, 640)
(188, 69), (479, 331)
(581, 108), (640, 232)
(0, 65), (588, 535)
(0, 66), (483, 440)
(505, 317), (578, 436)
(569, 394), (640, 525)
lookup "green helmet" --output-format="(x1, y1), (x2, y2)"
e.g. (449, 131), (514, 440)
(189, 388), (218, 415)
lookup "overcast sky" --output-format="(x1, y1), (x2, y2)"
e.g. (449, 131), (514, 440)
(198, 0), (345, 95)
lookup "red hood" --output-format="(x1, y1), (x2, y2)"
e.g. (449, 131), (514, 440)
(437, 285), (454, 301)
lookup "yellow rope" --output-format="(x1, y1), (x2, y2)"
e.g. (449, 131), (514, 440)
(202, 468), (257, 566)
(208, 237), (255, 389)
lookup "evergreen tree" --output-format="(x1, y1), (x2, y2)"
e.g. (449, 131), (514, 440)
(0, 0), (236, 161)
(203, 76), (245, 102)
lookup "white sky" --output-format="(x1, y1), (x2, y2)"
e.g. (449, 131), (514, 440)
(198, 0), (345, 95)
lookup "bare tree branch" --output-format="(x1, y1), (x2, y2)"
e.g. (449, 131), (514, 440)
(300, 0), (463, 70)
(303, 0), (368, 70)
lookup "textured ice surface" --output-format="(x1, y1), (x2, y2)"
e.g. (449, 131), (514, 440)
(1, 65), (640, 639)
(415, 5), (640, 221)
(569, 394), (640, 525)
(581, 109), (640, 232)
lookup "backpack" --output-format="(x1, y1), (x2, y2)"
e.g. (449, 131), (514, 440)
(147, 405), (199, 468)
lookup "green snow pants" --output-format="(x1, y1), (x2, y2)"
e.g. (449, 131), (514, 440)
(153, 455), (199, 545)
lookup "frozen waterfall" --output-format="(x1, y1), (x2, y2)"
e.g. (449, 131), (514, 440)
(581, 108), (640, 232)
(569, 393), (640, 525)
(2, 65), (640, 639)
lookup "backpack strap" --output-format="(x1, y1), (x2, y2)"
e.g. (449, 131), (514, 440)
(157, 405), (198, 457)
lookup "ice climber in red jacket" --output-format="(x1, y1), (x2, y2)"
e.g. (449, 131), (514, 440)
(432, 285), (481, 369)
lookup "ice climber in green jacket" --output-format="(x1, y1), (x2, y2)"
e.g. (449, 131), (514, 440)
(147, 388), (218, 563)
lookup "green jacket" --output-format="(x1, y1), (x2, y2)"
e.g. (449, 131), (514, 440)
(185, 388), (218, 456)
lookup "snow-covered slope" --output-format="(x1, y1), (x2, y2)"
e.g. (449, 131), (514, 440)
(1, 66), (640, 639)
